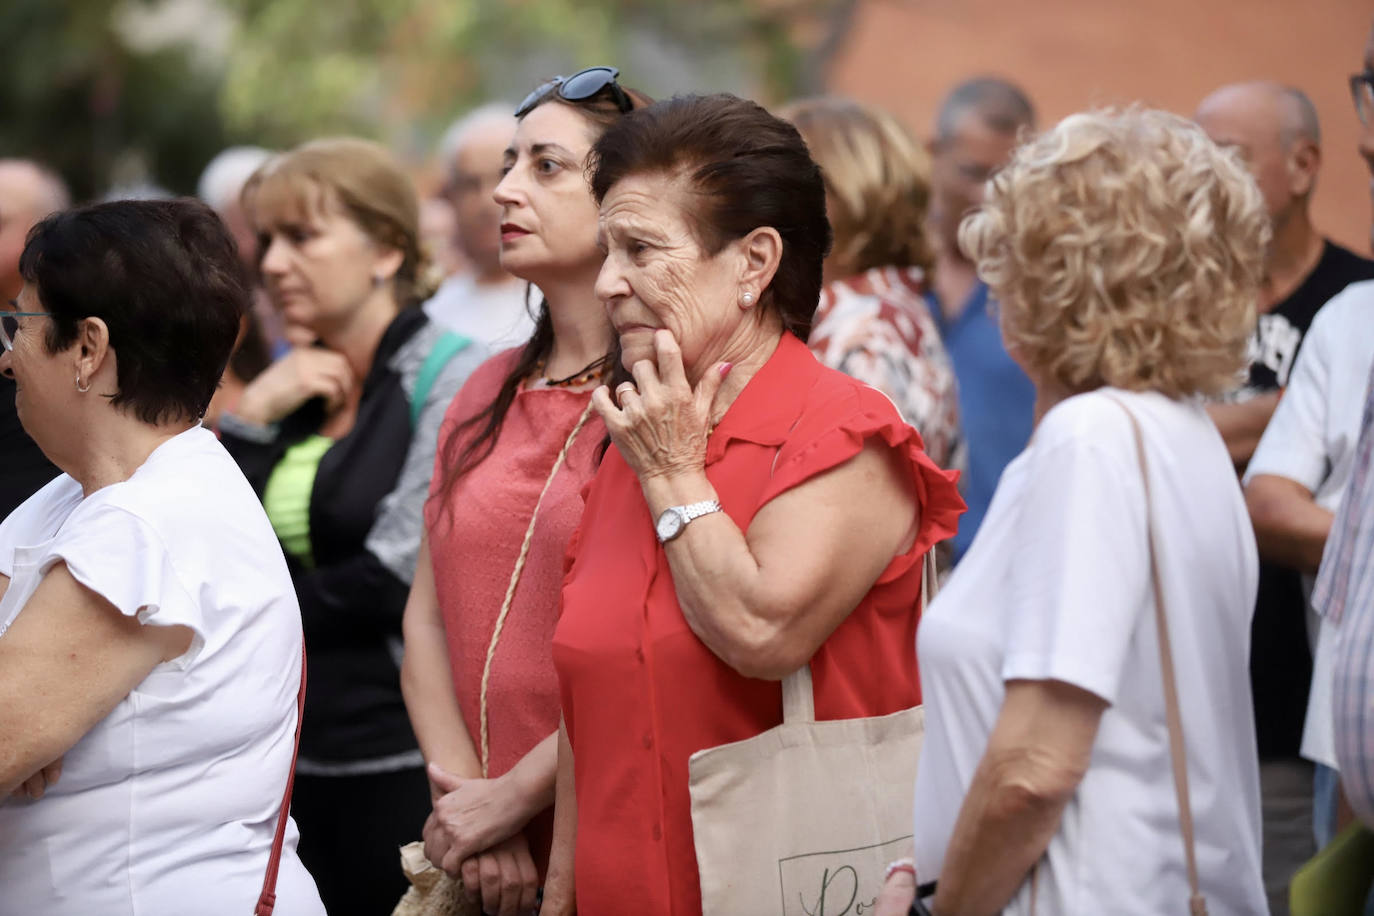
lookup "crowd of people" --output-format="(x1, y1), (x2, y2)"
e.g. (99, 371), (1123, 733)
(2, 20), (1374, 916)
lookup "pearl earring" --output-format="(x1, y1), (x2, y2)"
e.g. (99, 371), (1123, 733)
(741, 291), (755, 307)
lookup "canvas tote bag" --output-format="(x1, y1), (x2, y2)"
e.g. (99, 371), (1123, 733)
(687, 550), (935, 915)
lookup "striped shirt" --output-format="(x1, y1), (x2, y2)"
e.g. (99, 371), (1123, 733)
(1315, 360), (1374, 826)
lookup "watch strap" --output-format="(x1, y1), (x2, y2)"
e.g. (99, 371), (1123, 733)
(677, 499), (722, 524)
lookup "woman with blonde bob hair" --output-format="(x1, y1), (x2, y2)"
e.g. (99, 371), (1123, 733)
(784, 97), (961, 471)
(878, 108), (1271, 915)
(219, 137), (486, 916)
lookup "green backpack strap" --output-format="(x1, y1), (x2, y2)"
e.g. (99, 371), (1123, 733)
(410, 330), (471, 427)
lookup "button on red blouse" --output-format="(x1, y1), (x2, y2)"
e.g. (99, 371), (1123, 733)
(553, 333), (964, 914)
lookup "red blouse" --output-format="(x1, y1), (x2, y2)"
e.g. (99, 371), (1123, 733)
(552, 333), (964, 914)
(425, 349), (605, 876)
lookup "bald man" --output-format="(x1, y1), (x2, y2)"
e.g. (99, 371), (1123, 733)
(0, 159), (68, 519)
(0, 160), (69, 301)
(1197, 83), (1374, 915)
(1197, 82), (1374, 466)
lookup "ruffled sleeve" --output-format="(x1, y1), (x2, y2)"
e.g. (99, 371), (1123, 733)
(757, 385), (965, 568)
(40, 503), (206, 670)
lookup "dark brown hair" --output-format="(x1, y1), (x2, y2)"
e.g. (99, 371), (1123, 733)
(20, 198), (248, 424)
(588, 93), (832, 340)
(430, 80), (652, 520)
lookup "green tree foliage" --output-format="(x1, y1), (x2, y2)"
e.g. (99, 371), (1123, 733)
(0, 0), (229, 200)
(0, 0), (855, 198)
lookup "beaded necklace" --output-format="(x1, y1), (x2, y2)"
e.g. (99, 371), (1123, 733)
(529, 354), (612, 389)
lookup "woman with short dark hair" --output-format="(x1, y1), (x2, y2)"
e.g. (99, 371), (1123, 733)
(0, 198), (324, 915)
(542, 93), (964, 914)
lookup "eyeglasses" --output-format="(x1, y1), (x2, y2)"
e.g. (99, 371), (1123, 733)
(515, 66), (633, 119)
(0, 312), (52, 351)
(1351, 71), (1374, 126)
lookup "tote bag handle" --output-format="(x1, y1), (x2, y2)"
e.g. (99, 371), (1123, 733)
(782, 549), (938, 725)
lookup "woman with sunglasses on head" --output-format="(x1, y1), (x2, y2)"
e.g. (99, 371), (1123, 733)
(218, 138), (487, 916)
(400, 68), (650, 916)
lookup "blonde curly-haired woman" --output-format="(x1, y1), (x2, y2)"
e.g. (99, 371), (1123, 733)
(879, 108), (1271, 915)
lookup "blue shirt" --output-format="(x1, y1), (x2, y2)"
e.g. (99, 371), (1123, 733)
(930, 282), (1036, 561)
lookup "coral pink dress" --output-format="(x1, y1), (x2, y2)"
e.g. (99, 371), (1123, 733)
(424, 349), (605, 875)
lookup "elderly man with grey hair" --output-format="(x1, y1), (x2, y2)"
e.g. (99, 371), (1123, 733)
(925, 77), (1038, 564)
(1194, 80), (1374, 916)
(423, 102), (533, 350)
(0, 159), (69, 518)
(195, 146), (279, 416)
(198, 145), (273, 270)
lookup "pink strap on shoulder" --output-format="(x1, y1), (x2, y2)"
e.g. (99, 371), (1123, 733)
(255, 643), (307, 916)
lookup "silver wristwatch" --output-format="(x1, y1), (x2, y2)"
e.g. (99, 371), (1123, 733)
(654, 499), (723, 543)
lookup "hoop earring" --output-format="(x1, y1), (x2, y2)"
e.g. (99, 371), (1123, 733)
(75, 373), (91, 393)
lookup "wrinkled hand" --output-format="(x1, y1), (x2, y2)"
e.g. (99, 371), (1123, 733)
(233, 347), (354, 425)
(11, 757), (62, 801)
(459, 831), (539, 916)
(590, 330), (731, 482)
(874, 869), (917, 916)
(423, 763), (525, 876)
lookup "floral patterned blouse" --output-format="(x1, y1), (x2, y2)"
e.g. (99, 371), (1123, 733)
(809, 266), (964, 474)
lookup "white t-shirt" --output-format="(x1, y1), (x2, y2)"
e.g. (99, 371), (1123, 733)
(913, 389), (1265, 915)
(1244, 278), (1374, 770)
(423, 271), (536, 351)
(0, 426), (325, 916)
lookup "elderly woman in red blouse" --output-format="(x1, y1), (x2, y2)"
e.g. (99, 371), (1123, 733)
(542, 93), (965, 915)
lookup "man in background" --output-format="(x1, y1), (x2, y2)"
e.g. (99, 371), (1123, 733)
(1195, 80), (1374, 914)
(1293, 22), (1374, 911)
(423, 103), (533, 351)
(196, 147), (276, 428)
(926, 77), (1038, 562)
(1197, 82), (1374, 466)
(0, 159), (68, 518)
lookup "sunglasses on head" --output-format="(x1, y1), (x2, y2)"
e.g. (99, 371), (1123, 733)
(515, 66), (633, 119)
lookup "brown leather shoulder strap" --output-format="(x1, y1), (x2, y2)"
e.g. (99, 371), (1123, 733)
(1106, 395), (1208, 916)
(256, 642), (307, 916)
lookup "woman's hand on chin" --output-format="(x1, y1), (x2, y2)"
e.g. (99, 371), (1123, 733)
(591, 330), (732, 483)
(232, 347), (354, 425)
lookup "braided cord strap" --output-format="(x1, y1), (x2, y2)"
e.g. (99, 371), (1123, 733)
(477, 401), (595, 777)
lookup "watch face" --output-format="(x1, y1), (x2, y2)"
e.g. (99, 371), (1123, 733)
(656, 508), (685, 542)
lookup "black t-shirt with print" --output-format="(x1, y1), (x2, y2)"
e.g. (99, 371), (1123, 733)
(1251, 239), (1374, 759)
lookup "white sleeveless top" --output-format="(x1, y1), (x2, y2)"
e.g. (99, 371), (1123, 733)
(0, 427), (325, 916)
